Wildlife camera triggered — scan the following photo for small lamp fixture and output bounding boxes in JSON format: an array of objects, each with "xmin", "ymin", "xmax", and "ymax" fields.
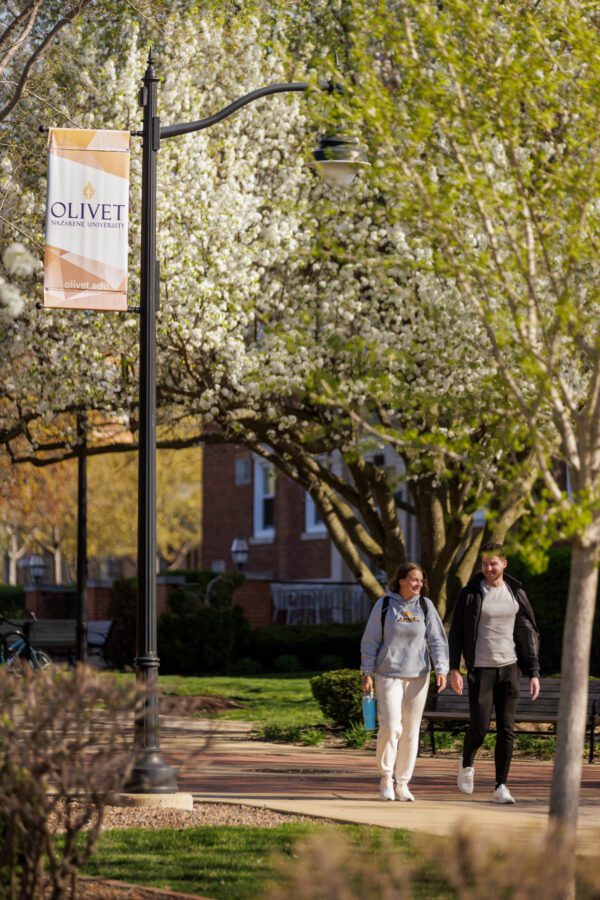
[
  {"xmin": 29, "ymin": 554, "xmax": 45, "ymax": 584},
  {"xmin": 230, "ymin": 537, "xmax": 249, "ymax": 571},
  {"xmin": 313, "ymin": 133, "xmax": 370, "ymax": 186}
]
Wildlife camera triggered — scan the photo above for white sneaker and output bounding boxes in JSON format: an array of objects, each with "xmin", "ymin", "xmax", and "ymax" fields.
[
  {"xmin": 492, "ymin": 784, "xmax": 515, "ymax": 804},
  {"xmin": 457, "ymin": 759, "xmax": 475, "ymax": 794},
  {"xmin": 379, "ymin": 777, "xmax": 395, "ymax": 801},
  {"xmin": 395, "ymin": 782, "xmax": 415, "ymax": 802}
]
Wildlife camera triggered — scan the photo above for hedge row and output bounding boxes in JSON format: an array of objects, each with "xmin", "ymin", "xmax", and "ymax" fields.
[{"xmin": 508, "ymin": 547, "xmax": 600, "ymax": 676}]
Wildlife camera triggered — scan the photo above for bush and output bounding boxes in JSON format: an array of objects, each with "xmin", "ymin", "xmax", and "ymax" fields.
[
  {"xmin": 246, "ymin": 624, "xmax": 364, "ymax": 672},
  {"xmin": 0, "ymin": 666, "xmax": 135, "ymax": 898},
  {"xmin": 508, "ymin": 546, "xmax": 600, "ymax": 675},
  {"xmin": 104, "ymin": 577, "xmax": 136, "ymax": 670},
  {"xmin": 319, "ymin": 654, "xmax": 344, "ymax": 671},
  {"xmin": 310, "ymin": 669, "xmax": 363, "ymax": 728},
  {"xmin": 157, "ymin": 587, "xmax": 250, "ymax": 675},
  {"xmin": 230, "ymin": 657, "xmax": 263, "ymax": 676},
  {"xmin": 0, "ymin": 585, "xmax": 25, "ymax": 618},
  {"xmin": 343, "ymin": 722, "xmax": 372, "ymax": 749},
  {"xmin": 272, "ymin": 653, "xmax": 302, "ymax": 673}
]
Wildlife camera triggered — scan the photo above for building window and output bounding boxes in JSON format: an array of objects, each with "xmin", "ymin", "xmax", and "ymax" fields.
[
  {"xmin": 253, "ymin": 459, "xmax": 275, "ymax": 539},
  {"xmin": 305, "ymin": 493, "xmax": 327, "ymax": 535},
  {"xmin": 235, "ymin": 457, "xmax": 251, "ymax": 485}
]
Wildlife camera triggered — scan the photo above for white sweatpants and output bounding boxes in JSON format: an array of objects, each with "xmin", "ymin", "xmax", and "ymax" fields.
[{"xmin": 375, "ymin": 673, "xmax": 429, "ymax": 785}]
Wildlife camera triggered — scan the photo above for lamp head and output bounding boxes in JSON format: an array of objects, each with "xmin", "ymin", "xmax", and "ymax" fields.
[
  {"xmin": 312, "ymin": 133, "xmax": 369, "ymax": 186},
  {"xmin": 230, "ymin": 537, "xmax": 249, "ymax": 571}
]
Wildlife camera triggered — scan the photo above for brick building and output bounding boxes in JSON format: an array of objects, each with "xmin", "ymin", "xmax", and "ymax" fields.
[{"xmin": 201, "ymin": 444, "xmax": 419, "ymax": 628}]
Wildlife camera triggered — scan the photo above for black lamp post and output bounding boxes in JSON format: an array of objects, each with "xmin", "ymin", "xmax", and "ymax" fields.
[{"xmin": 126, "ymin": 53, "xmax": 367, "ymax": 793}]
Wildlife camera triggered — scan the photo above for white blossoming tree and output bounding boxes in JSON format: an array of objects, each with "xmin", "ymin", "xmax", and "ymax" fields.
[
  {"xmin": 0, "ymin": 2, "xmax": 544, "ymax": 615},
  {"xmin": 328, "ymin": 0, "xmax": 600, "ymax": 859}
]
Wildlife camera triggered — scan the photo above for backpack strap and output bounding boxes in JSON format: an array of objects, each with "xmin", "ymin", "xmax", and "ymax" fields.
[
  {"xmin": 419, "ymin": 596, "xmax": 428, "ymax": 624},
  {"xmin": 380, "ymin": 595, "xmax": 390, "ymax": 636}
]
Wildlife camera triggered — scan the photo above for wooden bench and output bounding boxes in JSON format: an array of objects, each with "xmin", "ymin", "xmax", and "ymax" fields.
[
  {"xmin": 423, "ymin": 677, "xmax": 600, "ymax": 763},
  {"xmin": 0, "ymin": 618, "xmax": 113, "ymax": 664}
]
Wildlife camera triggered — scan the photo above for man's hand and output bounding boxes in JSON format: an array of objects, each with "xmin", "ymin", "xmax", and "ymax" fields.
[
  {"xmin": 436, "ymin": 673, "xmax": 447, "ymax": 693},
  {"xmin": 530, "ymin": 676, "xmax": 540, "ymax": 701},
  {"xmin": 362, "ymin": 674, "xmax": 373, "ymax": 694},
  {"xmin": 450, "ymin": 669, "xmax": 463, "ymax": 695}
]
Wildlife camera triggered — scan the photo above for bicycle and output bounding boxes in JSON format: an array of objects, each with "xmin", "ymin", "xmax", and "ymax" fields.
[{"xmin": 0, "ymin": 612, "xmax": 52, "ymax": 675}]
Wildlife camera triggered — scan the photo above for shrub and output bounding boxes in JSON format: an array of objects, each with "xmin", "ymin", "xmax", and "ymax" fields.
[
  {"xmin": 319, "ymin": 654, "xmax": 344, "ymax": 671},
  {"xmin": 246, "ymin": 623, "xmax": 364, "ymax": 672},
  {"xmin": 105, "ymin": 577, "xmax": 136, "ymax": 670},
  {"xmin": 343, "ymin": 722, "xmax": 371, "ymax": 749},
  {"xmin": 508, "ymin": 546, "xmax": 600, "ymax": 675},
  {"xmin": 310, "ymin": 669, "xmax": 362, "ymax": 728},
  {"xmin": 230, "ymin": 657, "xmax": 263, "ymax": 676},
  {"xmin": 0, "ymin": 666, "xmax": 135, "ymax": 899},
  {"xmin": 157, "ymin": 587, "xmax": 250, "ymax": 675},
  {"xmin": 0, "ymin": 585, "xmax": 25, "ymax": 618},
  {"xmin": 272, "ymin": 653, "xmax": 302, "ymax": 673}
]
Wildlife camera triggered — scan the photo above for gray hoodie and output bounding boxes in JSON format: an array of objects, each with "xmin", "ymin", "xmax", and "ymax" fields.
[{"xmin": 360, "ymin": 592, "xmax": 449, "ymax": 678}]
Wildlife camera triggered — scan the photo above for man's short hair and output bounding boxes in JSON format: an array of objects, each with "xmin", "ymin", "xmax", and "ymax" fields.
[{"xmin": 481, "ymin": 541, "xmax": 506, "ymax": 559}]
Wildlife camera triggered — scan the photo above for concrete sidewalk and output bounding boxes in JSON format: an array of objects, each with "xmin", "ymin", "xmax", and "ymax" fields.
[{"xmin": 159, "ymin": 717, "xmax": 600, "ymax": 856}]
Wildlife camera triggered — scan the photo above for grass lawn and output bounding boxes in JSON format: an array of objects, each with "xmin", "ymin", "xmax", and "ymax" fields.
[
  {"xmin": 79, "ymin": 823, "xmax": 451, "ymax": 900},
  {"xmin": 158, "ymin": 673, "xmax": 326, "ymax": 729}
]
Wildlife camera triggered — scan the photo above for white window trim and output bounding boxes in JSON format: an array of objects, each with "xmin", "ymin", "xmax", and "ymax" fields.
[
  {"xmin": 253, "ymin": 457, "xmax": 275, "ymax": 540},
  {"xmin": 304, "ymin": 492, "xmax": 327, "ymax": 536}
]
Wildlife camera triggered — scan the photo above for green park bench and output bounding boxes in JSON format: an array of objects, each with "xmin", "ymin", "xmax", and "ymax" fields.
[
  {"xmin": 0, "ymin": 618, "xmax": 113, "ymax": 665},
  {"xmin": 423, "ymin": 676, "xmax": 600, "ymax": 763}
]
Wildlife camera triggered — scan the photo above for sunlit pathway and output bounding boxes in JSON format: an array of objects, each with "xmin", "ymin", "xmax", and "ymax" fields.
[{"xmin": 157, "ymin": 717, "xmax": 600, "ymax": 856}]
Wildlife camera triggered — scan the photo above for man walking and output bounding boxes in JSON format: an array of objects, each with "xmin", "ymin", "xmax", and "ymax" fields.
[{"xmin": 449, "ymin": 542, "xmax": 540, "ymax": 804}]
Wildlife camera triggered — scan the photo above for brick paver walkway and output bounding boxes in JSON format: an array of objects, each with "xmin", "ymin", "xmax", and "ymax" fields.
[{"xmin": 158, "ymin": 717, "xmax": 600, "ymax": 855}]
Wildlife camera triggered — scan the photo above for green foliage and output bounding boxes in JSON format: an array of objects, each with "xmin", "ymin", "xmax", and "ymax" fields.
[
  {"xmin": 105, "ymin": 577, "xmax": 136, "ymax": 670},
  {"xmin": 310, "ymin": 669, "xmax": 363, "ymax": 729},
  {"xmin": 0, "ymin": 585, "xmax": 24, "ymax": 617},
  {"xmin": 300, "ymin": 729, "xmax": 324, "ymax": 747},
  {"xmin": 230, "ymin": 657, "xmax": 263, "ymax": 676},
  {"xmin": 256, "ymin": 723, "xmax": 324, "ymax": 746},
  {"xmin": 256, "ymin": 723, "xmax": 303, "ymax": 742},
  {"xmin": 507, "ymin": 546, "xmax": 600, "ymax": 675},
  {"xmin": 158, "ymin": 588, "xmax": 250, "ymax": 675},
  {"xmin": 167, "ymin": 570, "xmax": 245, "ymax": 607},
  {"xmin": 246, "ymin": 624, "xmax": 363, "ymax": 673},
  {"xmin": 319, "ymin": 654, "xmax": 344, "ymax": 671},
  {"xmin": 272, "ymin": 654, "xmax": 302, "ymax": 673},
  {"xmin": 342, "ymin": 722, "xmax": 371, "ymax": 749}
]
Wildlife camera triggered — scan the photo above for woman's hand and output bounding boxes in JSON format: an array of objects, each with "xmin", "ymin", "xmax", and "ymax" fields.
[
  {"xmin": 362, "ymin": 674, "xmax": 373, "ymax": 693},
  {"xmin": 436, "ymin": 673, "xmax": 447, "ymax": 693}
]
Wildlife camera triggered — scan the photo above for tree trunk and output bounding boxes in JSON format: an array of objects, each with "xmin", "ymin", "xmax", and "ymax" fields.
[{"xmin": 549, "ymin": 537, "xmax": 599, "ymax": 856}]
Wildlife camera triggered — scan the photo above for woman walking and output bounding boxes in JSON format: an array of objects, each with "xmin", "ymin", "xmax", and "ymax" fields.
[{"xmin": 361, "ymin": 562, "xmax": 449, "ymax": 801}]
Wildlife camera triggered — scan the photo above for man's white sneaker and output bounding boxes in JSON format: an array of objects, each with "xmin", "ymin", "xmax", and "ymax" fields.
[
  {"xmin": 379, "ymin": 777, "xmax": 395, "ymax": 801},
  {"xmin": 395, "ymin": 783, "xmax": 415, "ymax": 802},
  {"xmin": 457, "ymin": 759, "xmax": 475, "ymax": 794},
  {"xmin": 492, "ymin": 784, "xmax": 515, "ymax": 804}
]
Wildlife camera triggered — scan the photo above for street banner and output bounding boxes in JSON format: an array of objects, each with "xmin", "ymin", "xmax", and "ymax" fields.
[{"xmin": 44, "ymin": 128, "xmax": 130, "ymax": 311}]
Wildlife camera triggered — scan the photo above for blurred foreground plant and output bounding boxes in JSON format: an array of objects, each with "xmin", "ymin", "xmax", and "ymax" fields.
[
  {"xmin": 0, "ymin": 665, "xmax": 135, "ymax": 899},
  {"xmin": 265, "ymin": 824, "xmax": 600, "ymax": 900}
]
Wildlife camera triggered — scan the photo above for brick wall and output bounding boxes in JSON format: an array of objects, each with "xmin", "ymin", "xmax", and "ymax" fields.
[
  {"xmin": 232, "ymin": 579, "xmax": 272, "ymax": 629},
  {"xmin": 202, "ymin": 444, "xmax": 331, "ymax": 581}
]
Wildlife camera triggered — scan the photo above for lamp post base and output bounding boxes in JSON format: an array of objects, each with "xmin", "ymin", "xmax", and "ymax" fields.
[
  {"xmin": 124, "ymin": 750, "xmax": 179, "ymax": 794},
  {"xmin": 111, "ymin": 790, "xmax": 193, "ymax": 810}
]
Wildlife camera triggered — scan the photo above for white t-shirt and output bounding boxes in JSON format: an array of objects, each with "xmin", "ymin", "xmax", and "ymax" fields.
[{"xmin": 474, "ymin": 582, "xmax": 519, "ymax": 667}]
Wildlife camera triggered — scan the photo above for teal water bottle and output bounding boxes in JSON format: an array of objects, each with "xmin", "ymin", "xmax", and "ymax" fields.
[{"xmin": 362, "ymin": 691, "xmax": 377, "ymax": 731}]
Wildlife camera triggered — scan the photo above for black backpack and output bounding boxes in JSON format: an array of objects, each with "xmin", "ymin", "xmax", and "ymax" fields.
[{"xmin": 380, "ymin": 594, "xmax": 428, "ymax": 635}]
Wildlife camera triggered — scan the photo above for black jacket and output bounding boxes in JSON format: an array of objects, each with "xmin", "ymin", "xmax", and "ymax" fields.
[{"xmin": 448, "ymin": 573, "xmax": 540, "ymax": 678}]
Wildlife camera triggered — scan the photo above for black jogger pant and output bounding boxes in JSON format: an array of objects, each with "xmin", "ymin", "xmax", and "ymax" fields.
[{"xmin": 462, "ymin": 663, "xmax": 520, "ymax": 786}]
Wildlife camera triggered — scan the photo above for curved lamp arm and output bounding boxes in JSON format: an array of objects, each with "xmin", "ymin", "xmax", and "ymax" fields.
[{"xmin": 159, "ymin": 79, "xmax": 334, "ymax": 140}]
